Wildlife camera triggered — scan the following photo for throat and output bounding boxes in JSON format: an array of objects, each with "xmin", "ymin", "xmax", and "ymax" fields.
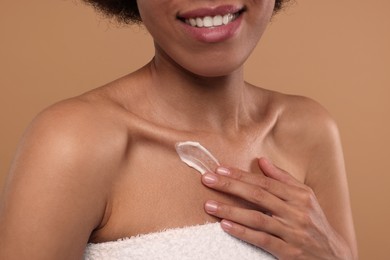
[{"xmin": 140, "ymin": 58, "xmax": 254, "ymax": 133}]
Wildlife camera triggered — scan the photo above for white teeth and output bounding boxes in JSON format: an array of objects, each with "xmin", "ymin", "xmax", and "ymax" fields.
[
  {"xmin": 189, "ymin": 18, "xmax": 197, "ymax": 26},
  {"xmin": 196, "ymin": 17, "xmax": 203, "ymax": 27},
  {"xmin": 213, "ymin": 15, "xmax": 223, "ymax": 26},
  {"xmin": 222, "ymin": 14, "xmax": 229, "ymax": 25},
  {"xmin": 203, "ymin": 16, "xmax": 213, "ymax": 27},
  {"xmin": 185, "ymin": 13, "xmax": 237, "ymax": 28},
  {"xmin": 223, "ymin": 14, "xmax": 233, "ymax": 25}
]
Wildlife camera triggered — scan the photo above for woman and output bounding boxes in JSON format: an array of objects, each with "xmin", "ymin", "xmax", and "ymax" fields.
[{"xmin": 0, "ymin": 0, "xmax": 358, "ymax": 259}]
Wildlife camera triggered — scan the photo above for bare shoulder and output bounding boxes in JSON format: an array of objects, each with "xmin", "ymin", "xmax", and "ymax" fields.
[
  {"xmin": 18, "ymin": 91, "xmax": 130, "ymax": 180},
  {"xmin": 0, "ymin": 90, "xmax": 129, "ymax": 259},
  {"xmin": 254, "ymin": 88, "xmax": 343, "ymax": 181},
  {"xmin": 267, "ymin": 91, "xmax": 340, "ymax": 151},
  {"xmin": 248, "ymin": 85, "xmax": 338, "ymax": 140},
  {"xmin": 281, "ymin": 93, "xmax": 343, "ymax": 168},
  {"xmin": 274, "ymin": 92, "xmax": 338, "ymax": 139}
]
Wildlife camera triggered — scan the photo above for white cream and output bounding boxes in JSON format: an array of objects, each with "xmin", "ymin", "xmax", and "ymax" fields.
[
  {"xmin": 175, "ymin": 141, "xmax": 220, "ymax": 175},
  {"xmin": 186, "ymin": 13, "xmax": 236, "ymax": 28}
]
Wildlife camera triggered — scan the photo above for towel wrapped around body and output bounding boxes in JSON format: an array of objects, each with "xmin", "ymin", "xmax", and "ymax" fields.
[{"xmin": 84, "ymin": 222, "xmax": 275, "ymax": 259}]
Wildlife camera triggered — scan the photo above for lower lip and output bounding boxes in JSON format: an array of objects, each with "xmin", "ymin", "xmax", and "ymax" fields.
[{"xmin": 179, "ymin": 14, "xmax": 243, "ymax": 43}]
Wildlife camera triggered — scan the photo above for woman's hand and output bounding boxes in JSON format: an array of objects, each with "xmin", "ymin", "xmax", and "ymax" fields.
[{"xmin": 201, "ymin": 158, "xmax": 353, "ymax": 260}]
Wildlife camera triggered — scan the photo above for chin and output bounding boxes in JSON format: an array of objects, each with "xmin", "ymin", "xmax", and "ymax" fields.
[
  {"xmin": 179, "ymin": 57, "xmax": 245, "ymax": 78},
  {"xmin": 188, "ymin": 66, "xmax": 240, "ymax": 78}
]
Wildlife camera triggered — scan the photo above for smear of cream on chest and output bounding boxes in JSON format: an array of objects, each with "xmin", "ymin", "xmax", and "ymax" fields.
[{"xmin": 175, "ymin": 141, "xmax": 220, "ymax": 175}]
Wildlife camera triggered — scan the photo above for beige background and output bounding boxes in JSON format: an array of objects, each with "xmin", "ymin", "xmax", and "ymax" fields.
[{"xmin": 1, "ymin": 0, "xmax": 389, "ymax": 258}]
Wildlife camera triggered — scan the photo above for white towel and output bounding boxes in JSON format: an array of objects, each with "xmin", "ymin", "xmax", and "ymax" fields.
[{"xmin": 84, "ymin": 222, "xmax": 275, "ymax": 260}]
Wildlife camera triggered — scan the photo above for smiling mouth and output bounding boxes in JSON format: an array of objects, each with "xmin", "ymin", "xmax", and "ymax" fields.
[{"xmin": 177, "ymin": 8, "xmax": 245, "ymax": 28}]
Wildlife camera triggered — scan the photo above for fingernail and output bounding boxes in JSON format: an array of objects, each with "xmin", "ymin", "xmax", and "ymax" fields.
[
  {"xmin": 205, "ymin": 200, "xmax": 218, "ymax": 213},
  {"xmin": 203, "ymin": 173, "xmax": 218, "ymax": 184},
  {"xmin": 221, "ymin": 220, "xmax": 233, "ymax": 231},
  {"xmin": 216, "ymin": 167, "xmax": 230, "ymax": 176}
]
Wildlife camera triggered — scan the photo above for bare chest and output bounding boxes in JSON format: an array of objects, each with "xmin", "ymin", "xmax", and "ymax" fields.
[{"xmin": 91, "ymin": 134, "xmax": 304, "ymax": 242}]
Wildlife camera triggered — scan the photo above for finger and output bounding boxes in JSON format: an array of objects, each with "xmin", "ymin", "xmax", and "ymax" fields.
[
  {"xmin": 215, "ymin": 166, "xmax": 293, "ymax": 201},
  {"xmin": 204, "ymin": 200, "xmax": 286, "ymax": 239},
  {"xmin": 220, "ymin": 219, "xmax": 288, "ymax": 259},
  {"xmin": 258, "ymin": 158, "xmax": 300, "ymax": 187},
  {"xmin": 258, "ymin": 158, "xmax": 320, "ymax": 205},
  {"xmin": 202, "ymin": 173, "xmax": 290, "ymax": 216}
]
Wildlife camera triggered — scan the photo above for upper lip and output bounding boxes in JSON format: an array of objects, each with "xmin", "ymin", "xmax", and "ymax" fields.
[{"xmin": 177, "ymin": 5, "xmax": 245, "ymax": 19}]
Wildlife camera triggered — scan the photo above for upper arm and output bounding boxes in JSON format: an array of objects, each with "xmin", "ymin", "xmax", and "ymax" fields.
[
  {"xmin": 272, "ymin": 94, "xmax": 357, "ymax": 258},
  {"xmin": 300, "ymin": 100, "xmax": 358, "ymax": 258},
  {"xmin": 0, "ymin": 100, "xmax": 123, "ymax": 259}
]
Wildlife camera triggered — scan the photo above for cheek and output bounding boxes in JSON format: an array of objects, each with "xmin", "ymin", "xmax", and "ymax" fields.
[
  {"xmin": 137, "ymin": 0, "xmax": 182, "ymax": 18},
  {"xmin": 137, "ymin": 0, "xmax": 172, "ymax": 26},
  {"xmin": 244, "ymin": 1, "xmax": 275, "ymax": 43},
  {"xmin": 249, "ymin": 0, "xmax": 275, "ymax": 25},
  {"xmin": 137, "ymin": 0, "xmax": 178, "ymax": 44}
]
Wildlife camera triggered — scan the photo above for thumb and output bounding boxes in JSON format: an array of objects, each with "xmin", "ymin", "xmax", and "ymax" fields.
[{"xmin": 258, "ymin": 157, "xmax": 296, "ymax": 185}]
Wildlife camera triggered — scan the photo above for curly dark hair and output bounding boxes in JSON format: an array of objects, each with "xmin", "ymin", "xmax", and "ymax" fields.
[{"xmin": 83, "ymin": 0, "xmax": 291, "ymax": 24}]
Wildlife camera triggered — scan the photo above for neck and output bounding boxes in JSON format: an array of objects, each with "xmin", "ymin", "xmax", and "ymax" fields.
[{"xmin": 142, "ymin": 50, "xmax": 254, "ymax": 134}]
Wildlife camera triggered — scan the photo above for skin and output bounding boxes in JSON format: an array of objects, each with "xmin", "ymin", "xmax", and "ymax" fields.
[{"xmin": 0, "ymin": 0, "xmax": 357, "ymax": 259}]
